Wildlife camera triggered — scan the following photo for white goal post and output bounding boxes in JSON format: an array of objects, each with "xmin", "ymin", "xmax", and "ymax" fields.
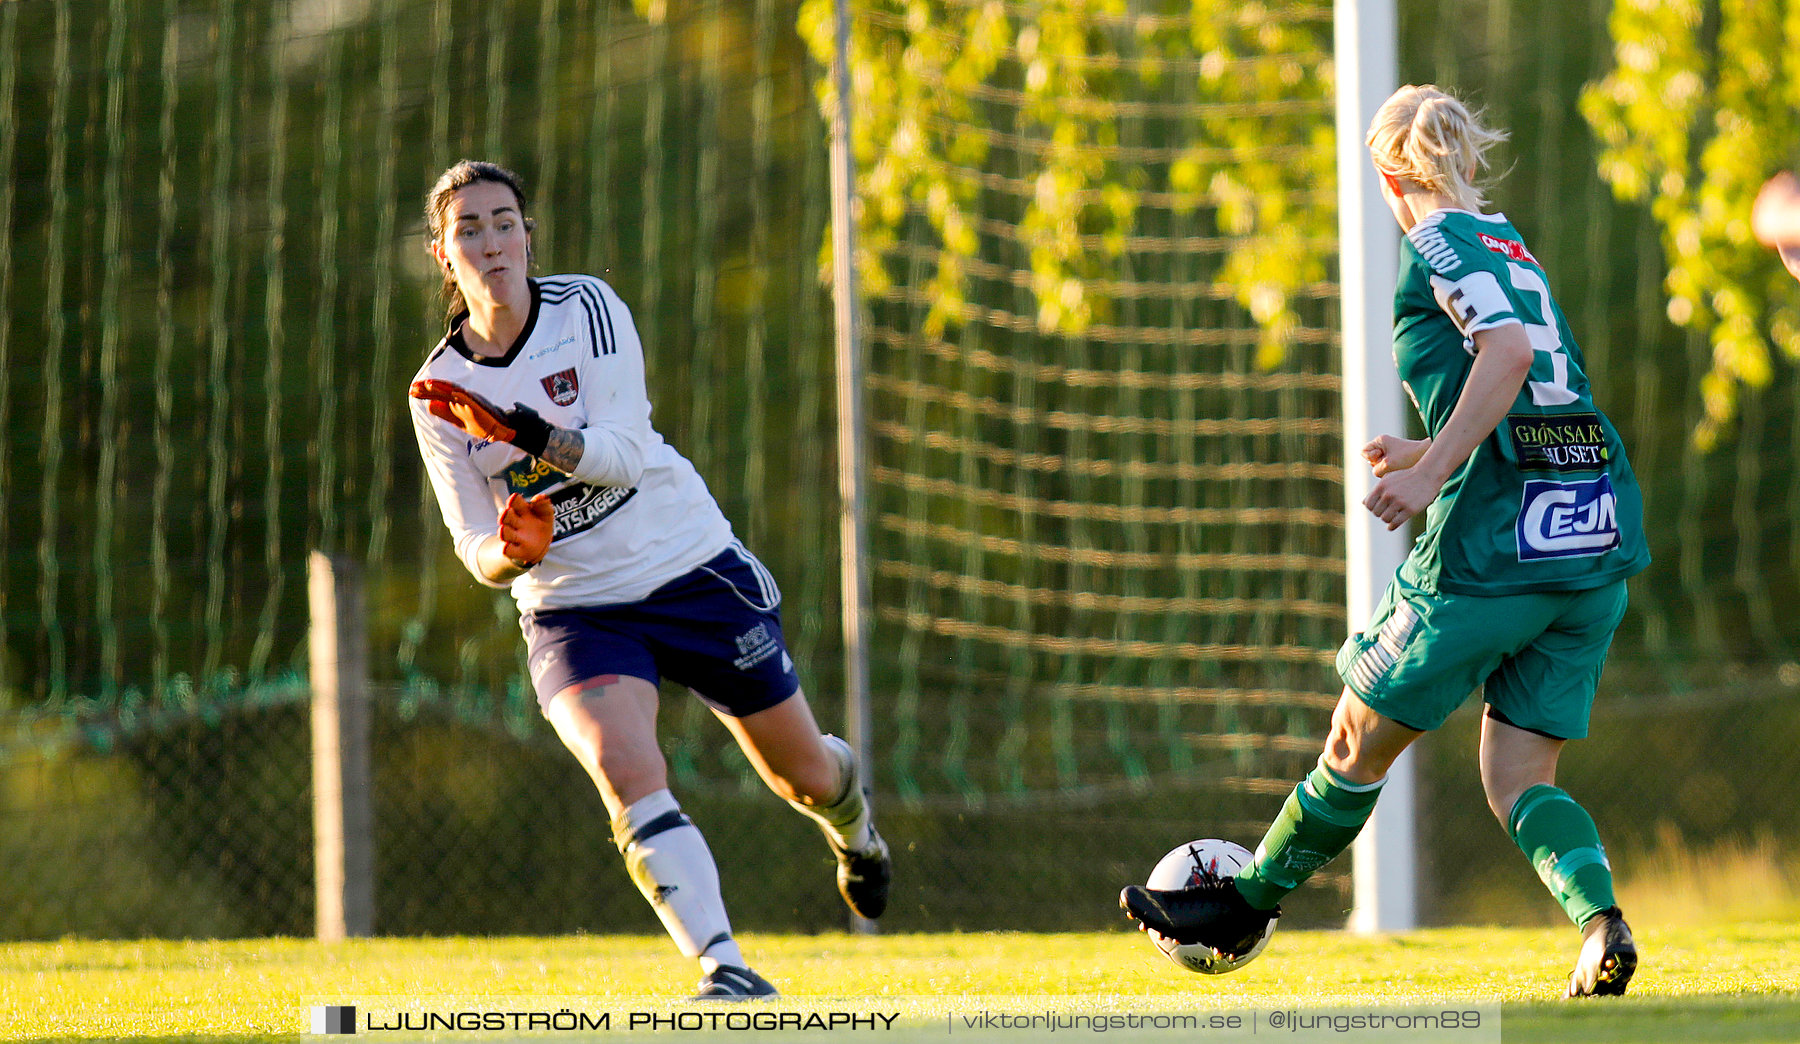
[{"xmin": 1335, "ymin": 0, "xmax": 1418, "ymax": 933}]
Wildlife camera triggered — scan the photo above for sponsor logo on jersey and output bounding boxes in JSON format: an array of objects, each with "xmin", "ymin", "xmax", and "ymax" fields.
[
  {"xmin": 527, "ymin": 335, "xmax": 578, "ymax": 361},
  {"xmin": 499, "ymin": 457, "xmax": 636, "ymax": 537},
  {"xmin": 1517, "ymin": 475, "xmax": 1621, "ymax": 561},
  {"xmin": 501, "ymin": 455, "xmax": 566, "ymax": 497},
  {"xmin": 1508, "ymin": 412, "xmax": 1609, "ymax": 473},
  {"xmin": 1479, "ymin": 232, "xmax": 1538, "ymax": 266},
  {"xmin": 548, "ymin": 482, "xmax": 636, "ymax": 540},
  {"xmin": 540, "ymin": 367, "xmax": 579, "ymax": 407}
]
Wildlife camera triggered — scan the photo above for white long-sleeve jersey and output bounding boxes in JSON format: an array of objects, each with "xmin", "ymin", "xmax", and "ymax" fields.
[{"xmin": 409, "ymin": 275, "xmax": 733, "ymax": 611}]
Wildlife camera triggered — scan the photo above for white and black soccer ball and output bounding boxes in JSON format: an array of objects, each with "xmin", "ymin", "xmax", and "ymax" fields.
[{"xmin": 1142, "ymin": 839, "xmax": 1274, "ymax": 975}]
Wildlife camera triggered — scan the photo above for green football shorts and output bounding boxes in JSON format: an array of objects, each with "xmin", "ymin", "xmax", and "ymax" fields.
[{"xmin": 1334, "ymin": 574, "xmax": 1629, "ymax": 739}]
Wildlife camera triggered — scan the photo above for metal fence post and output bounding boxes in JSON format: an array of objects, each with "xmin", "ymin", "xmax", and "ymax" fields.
[
  {"xmin": 309, "ymin": 551, "xmax": 373, "ymax": 939},
  {"xmin": 828, "ymin": 0, "xmax": 876, "ymax": 935}
]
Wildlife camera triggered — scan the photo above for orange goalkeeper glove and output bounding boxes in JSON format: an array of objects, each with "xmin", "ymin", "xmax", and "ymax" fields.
[
  {"xmin": 498, "ymin": 493, "xmax": 555, "ymax": 568},
  {"xmin": 410, "ymin": 378, "xmax": 554, "ymax": 458}
]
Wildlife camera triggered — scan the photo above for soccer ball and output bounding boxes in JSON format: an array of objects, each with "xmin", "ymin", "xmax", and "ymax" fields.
[{"xmin": 1142, "ymin": 839, "xmax": 1274, "ymax": 975}]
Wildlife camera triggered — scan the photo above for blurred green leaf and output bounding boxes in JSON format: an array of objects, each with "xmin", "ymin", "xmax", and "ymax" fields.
[
  {"xmin": 1583, "ymin": 0, "xmax": 1800, "ymax": 449},
  {"xmin": 798, "ymin": 0, "xmax": 1333, "ymax": 359}
]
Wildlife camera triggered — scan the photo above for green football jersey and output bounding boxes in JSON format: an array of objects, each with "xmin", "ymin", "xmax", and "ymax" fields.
[{"xmin": 1390, "ymin": 209, "xmax": 1650, "ymax": 596}]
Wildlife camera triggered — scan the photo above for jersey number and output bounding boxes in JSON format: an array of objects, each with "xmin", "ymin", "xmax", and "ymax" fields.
[{"xmin": 1507, "ymin": 262, "xmax": 1578, "ymax": 406}]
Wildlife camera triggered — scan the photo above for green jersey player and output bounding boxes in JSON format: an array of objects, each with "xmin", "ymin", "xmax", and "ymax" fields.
[
  {"xmin": 1124, "ymin": 85, "xmax": 1647, "ymax": 999},
  {"xmin": 1385, "ymin": 205, "xmax": 1649, "ymax": 599}
]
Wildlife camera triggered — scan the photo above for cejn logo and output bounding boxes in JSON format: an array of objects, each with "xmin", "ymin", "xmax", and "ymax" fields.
[{"xmin": 1517, "ymin": 475, "xmax": 1620, "ymax": 561}]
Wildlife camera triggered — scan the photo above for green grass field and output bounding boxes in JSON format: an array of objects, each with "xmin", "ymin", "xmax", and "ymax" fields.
[{"xmin": 3, "ymin": 924, "xmax": 1796, "ymax": 1043}]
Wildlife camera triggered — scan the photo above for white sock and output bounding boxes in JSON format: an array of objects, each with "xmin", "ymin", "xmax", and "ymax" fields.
[
  {"xmin": 612, "ymin": 790, "xmax": 745, "ymax": 970},
  {"xmin": 785, "ymin": 735, "xmax": 874, "ymax": 853}
]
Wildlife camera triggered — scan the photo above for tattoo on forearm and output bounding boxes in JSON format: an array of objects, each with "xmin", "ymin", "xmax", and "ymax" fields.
[{"xmin": 540, "ymin": 427, "xmax": 585, "ymax": 475}]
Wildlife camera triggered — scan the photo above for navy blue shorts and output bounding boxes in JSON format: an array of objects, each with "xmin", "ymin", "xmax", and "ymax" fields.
[{"xmin": 519, "ymin": 541, "xmax": 801, "ymax": 717}]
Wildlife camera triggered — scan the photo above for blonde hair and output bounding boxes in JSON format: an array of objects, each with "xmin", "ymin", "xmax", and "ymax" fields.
[{"xmin": 1365, "ymin": 85, "xmax": 1508, "ymax": 210}]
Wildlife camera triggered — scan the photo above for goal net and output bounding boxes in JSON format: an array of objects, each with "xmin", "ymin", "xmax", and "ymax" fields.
[{"xmin": 810, "ymin": 1, "xmax": 1348, "ymax": 827}]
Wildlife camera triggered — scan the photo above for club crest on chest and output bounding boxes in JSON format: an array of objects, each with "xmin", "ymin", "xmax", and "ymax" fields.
[{"xmin": 540, "ymin": 368, "xmax": 579, "ymax": 407}]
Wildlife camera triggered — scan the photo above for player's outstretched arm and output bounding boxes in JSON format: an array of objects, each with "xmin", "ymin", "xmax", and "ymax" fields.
[
  {"xmin": 410, "ymin": 379, "xmax": 611, "ymax": 479},
  {"xmin": 410, "ymin": 378, "xmax": 557, "ymax": 458}
]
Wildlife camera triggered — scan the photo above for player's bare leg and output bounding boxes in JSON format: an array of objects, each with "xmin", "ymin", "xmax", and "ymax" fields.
[
  {"xmin": 545, "ymin": 675, "xmax": 666, "ymax": 816},
  {"xmin": 712, "ymin": 689, "xmax": 837, "ymax": 807},
  {"xmin": 715, "ymin": 690, "xmax": 891, "ymax": 919},
  {"xmin": 1478, "ymin": 712, "xmax": 1563, "ymax": 827},
  {"xmin": 1481, "ymin": 714, "xmax": 1635, "ymax": 997},
  {"xmin": 1321, "ymin": 688, "xmax": 1424, "ymax": 783},
  {"xmin": 547, "ymin": 678, "xmax": 772, "ymax": 1000}
]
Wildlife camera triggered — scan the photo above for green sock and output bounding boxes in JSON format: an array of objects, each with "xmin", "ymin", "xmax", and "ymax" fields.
[
  {"xmin": 1234, "ymin": 758, "xmax": 1384, "ymax": 910},
  {"xmin": 1507, "ymin": 784, "xmax": 1616, "ymax": 928}
]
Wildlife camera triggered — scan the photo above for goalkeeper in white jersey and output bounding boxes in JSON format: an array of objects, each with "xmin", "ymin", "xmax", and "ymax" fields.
[{"xmin": 407, "ymin": 160, "xmax": 890, "ymax": 1001}]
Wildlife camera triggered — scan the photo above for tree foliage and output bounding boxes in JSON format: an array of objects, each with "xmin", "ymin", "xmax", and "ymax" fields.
[
  {"xmin": 1581, "ymin": 0, "xmax": 1800, "ymax": 449},
  {"xmin": 797, "ymin": 0, "xmax": 1335, "ymax": 365}
]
